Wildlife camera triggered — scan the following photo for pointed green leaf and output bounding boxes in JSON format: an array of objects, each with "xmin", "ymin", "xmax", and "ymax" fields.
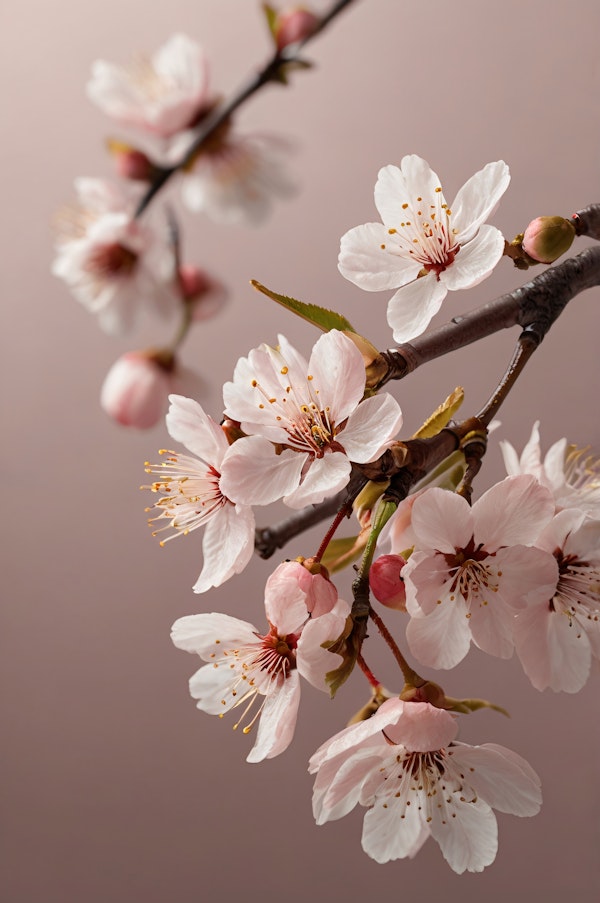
[
  {"xmin": 251, "ymin": 280, "xmax": 356, "ymax": 333},
  {"xmin": 413, "ymin": 387, "xmax": 465, "ymax": 439}
]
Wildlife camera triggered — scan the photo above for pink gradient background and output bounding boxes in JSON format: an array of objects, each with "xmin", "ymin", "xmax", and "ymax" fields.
[{"xmin": 2, "ymin": 1, "xmax": 599, "ymax": 900}]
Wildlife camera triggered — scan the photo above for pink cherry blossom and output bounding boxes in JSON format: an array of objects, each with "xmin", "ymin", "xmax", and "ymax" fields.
[
  {"xmin": 402, "ymin": 476, "xmax": 559, "ymax": 669},
  {"xmin": 219, "ymin": 330, "xmax": 403, "ymax": 508},
  {"xmin": 101, "ymin": 351, "xmax": 173, "ymax": 429},
  {"xmin": 87, "ymin": 34, "xmax": 210, "ymax": 137},
  {"xmin": 309, "ymin": 698, "xmax": 541, "ymax": 873},
  {"xmin": 171, "ymin": 566, "xmax": 349, "ymax": 762},
  {"xmin": 338, "ymin": 155, "xmax": 510, "ymax": 343},
  {"xmin": 144, "ymin": 394, "xmax": 255, "ymax": 593},
  {"xmin": 369, "ymin": 554, "xmax": 407, "ymax": 610},
  {"xmin": 53, "ymin": 178, "xmax": 175, "ymax": 334},
  {"xmin": 501, "ymin": 421, "xmax": 600, "ymax": 518},
  {"xmin": 514, "ymin": 508, "xmax": 600, "ymax": 693}
]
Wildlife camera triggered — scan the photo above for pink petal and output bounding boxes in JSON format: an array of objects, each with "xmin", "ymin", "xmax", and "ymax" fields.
[
  {"xmin": 467, "ymin": 588, "xmax": 515, "ymax": 659},
  {"xmin": 246, "ymin": 672, "xmax": 301, "ymax": 762},
  {"xmin": 382, "ymin": 701, "xmax": 457, "ymax": 751},
  {"xmin": 440, "ymin": 226, "xmax": 505, "ymax": 291},
  {"xmin": 451, "ymin": 160, "xmax": 510, "ymax": 243},
  {"xmin": 338, "ymin": 222, "xmax": 421, "ymax": 290},
  {"xmin": 219, "ymin": 436, "xmax": 305, "ymax": 506},
  {"xmin": 296, "ymin": 599, "xmax": 351, "ymax": 691},
  {"xmin": 411, "ymin": 488, "xmax": 473, "ymax": 553},
  {"xmin": 386, "ymin": 276, "xmax": 447, "ymax": 344},
  {"xmin": 283, "ymin": 452, "xmax": 351, "ymax": 508},
  {"xmin": 264, "ymin": 562, "xmax": 313, "ymax": 635},
  {"xmin": 192, "ymin": 504, "xmax": 255, "ymax": 593},
  {"xmin": 406, "ymin": 600, "xmax": 472, "ymax": 670},
  {"xmin": 341, "ymin": 392, "xmax": 403, "ymax": 462},
  {"xmin": 473, "ymin": 475, "xmax": 555, "ymax": 551}
]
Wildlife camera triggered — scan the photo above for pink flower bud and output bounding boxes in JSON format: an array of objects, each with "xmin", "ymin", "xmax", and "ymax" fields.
[
  {"xmin": 177, "ymin": 264, "xmax": 227, "ymax": 321},
  {"xmin": 369, "ymin": 554, "xmax": 407, "ymax": 610},
  {"xmin": 107, "ymin": 140, "xmax": 155, "ymax": 181},
  {"xmin": 522, "ymin": 215, "xmax": 576, "ymax": 264},
  {"xmin": 274, "ymin": 8, "xmax": 319, "ymax": 50},
  {"xmin": 100, "ymin": 350, "xmax": 174, "ymax": 429}
]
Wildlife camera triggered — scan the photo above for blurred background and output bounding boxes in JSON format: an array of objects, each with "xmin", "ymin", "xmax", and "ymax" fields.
[{"xmin": 2, "ymin": 1, "xmax": 599, "ymax": 900}]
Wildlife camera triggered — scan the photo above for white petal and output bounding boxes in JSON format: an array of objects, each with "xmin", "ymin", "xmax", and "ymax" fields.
[
  {"xmin": 171, "ymin": 611, "xmax": 257, "ymax": 656},
  {"xmin": 313, "ymin": 746, "xmax": 383, "ymax": 824},
  {"xmin": 219, "ymin": 436, "xmax": 305, "ymax": 506},
  {"xmin": 296, "ymin": 599, "xmax": 351, "ymax": 691},
  {"xmin": 362, "ymin": 797, "xmax": 430, "ymax": 863},
  {"xmin": 386, "ymin": 276, "xmax": 447, "ymax": 344},
  {"xmin": 430, "ymin": 797, "xmax": 498, "ymax": 874},
  {"xmin": 192, "ymin": 504, "xmax": 255, "ymax": 593},
  {"xmin": 166, "ymin": 394, "xmax": 227, "ymax": 465},
  {"xmin": 283, "ymin": 452, "xmax": 351, "ymax": 508},
  {"xmin": 308, "ymin": 330, "xmax": 366, "ymax": 424},
  {"xmin": 451, "ymin": 160, "xmax": 510, "ymax": 243},
  {"xmin": 338, "ymin": 223, "xmax": 421, "ymax": 290},
  {"xmin": 246, "ymin": 672, "xmax": 301, "ymax": 762},
  {"xmin": 440, "ymin": 226, "xmax": 505, "ymax": 291},
  {"xmin": 188, "ymin": 662, "xmax": 242, "ymax": 715},
  {"xmin": 467, "ymin": 588, "xmax": 515, "ymax": 659},
  {"xmin": 449, "ymin": 744, "xmax": 542, "ymax": 816},
  {"xmin": 341, "ymin": 393, "xmax": 403, "ymax": 462}
]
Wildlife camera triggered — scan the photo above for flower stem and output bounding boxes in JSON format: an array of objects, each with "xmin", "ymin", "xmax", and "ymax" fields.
[
  {"xmin": 314, "ymin": 502, "xmax": 352, "ymax": 562},
  {"xmin": 368, "ymin": 607, "xmax": 425, "ymax": 689},
  {"xmin": 356, "ymin": 652, "xmax": 382, "ymax": 689}
]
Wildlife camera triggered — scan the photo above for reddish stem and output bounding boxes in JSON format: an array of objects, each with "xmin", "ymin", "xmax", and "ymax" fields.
[
  {"xmin": 356, "ymin": 652, "xmax": 382, "ymax": 689},
  {"xmin": 314, "ymin": 502, "xmax": 351, "ymax": 561}
]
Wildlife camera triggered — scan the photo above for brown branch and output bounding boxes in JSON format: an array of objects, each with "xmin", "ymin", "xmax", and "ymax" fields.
[
  {"xmin": 135, "ymin": 0, "xmax": 358, "ymax": 217},
  {"xmin": 374, "ymin": 239, "xmax": 600, "ymax": 389}
]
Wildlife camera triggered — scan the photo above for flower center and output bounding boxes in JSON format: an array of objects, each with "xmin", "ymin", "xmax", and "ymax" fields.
[{"xmin": 86, "ymin": 241, "xmax": 138, "ymax": 277}]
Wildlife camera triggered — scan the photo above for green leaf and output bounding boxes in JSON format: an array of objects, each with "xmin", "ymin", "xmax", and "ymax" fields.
[
  {"xmin": 251, "ymin": 280, "xmax": 356, "ymax": 334},
  {"xmin": 320, "ymin": 535, "xmax": 364, "ymax": 573},
  {"xmin": 262, "ymin": 3, "xmax": 278, "ymax": 36},
  {"xmin": 413, "ymin": 386, "xmax": 465, "ymax": 439}
]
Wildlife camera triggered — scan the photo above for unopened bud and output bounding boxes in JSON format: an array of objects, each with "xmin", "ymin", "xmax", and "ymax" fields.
[
  {"xmin": 522, "ymin": 215, "xmax": 576, "ymax": 264},
  {"xmin": 273, "ymin": 7, "xmax": 319, "ymax": 50},
  {"xmin": 100, "ymin": 349, "xmax": 174, "ymax": 429},
  {"xmin": 177, "ymin": 264, "xmax": 227, "ymax": 320},
  {"xmin": 107, "ymin": 139, "xmax": 155, "ymax": 181},
  {"xmin": 369, "ymin": 554, "xmax": 407, "ymax": 610}
]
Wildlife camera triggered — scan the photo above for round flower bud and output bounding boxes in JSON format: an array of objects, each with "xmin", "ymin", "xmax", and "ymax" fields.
[
  {"xmin": 100, "ymin": 350, "xmax": 174, "ymax": 429},
  {"xmin": 522, "ymin": 215, "xmax": 576, "ymax": 264},
  {"xmin": 177, "ymin": 264, "xmax": 227, "ymax": 321},
  {"xmin": 275, "ymin": 8, "xmax": 319, "ymax": 50},
  {"xmin": 369, "ymin": 554, "xmax": 407, "ymax": 610},
  {"xmin": 107, "ymin": 140, "xmax": 155, "ymax": 181}
]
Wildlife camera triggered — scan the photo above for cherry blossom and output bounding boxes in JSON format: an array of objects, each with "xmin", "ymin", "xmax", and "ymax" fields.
[
  {"xmin": 309, "ymin": 698, "xmax": 541, "ymax": 873},
  {"xmin": 87, "ymin": 34, "xmax": 210, "ymax": 137},
  {"xmin": 338, "ymin": 155, "xmax": 510, "ymax": 342},
  {"xmin": 402, "ymin": 476, "xmax": 559, "ymax": 669},
  {"xmin": 220, "ymin": 330, "xmax": 403, "ymax": 508},
  {"xmin": 143, "ymin": 394, "xmax": 255, "ymax": 593},
  {"xmin": 501, "ymin": 421, "xmax": 600, "ymax": 518},
  {"xmin": 514, "ymin": 508, "xmax": 600, "ymax": 693},
  {"xmin": 174, "ymin": 130, "xmax": 297, "ymax": 226},
  {"xmin": 101, "ymin": 351, "xmax": 173, "ymax": 429},
  {"xmin": 52, "ymin": 178, "xmax": 174, "ymax": 334},
  {"xmin": 171, "ymin": 564, "xmax": 350, "ymax": 762}
]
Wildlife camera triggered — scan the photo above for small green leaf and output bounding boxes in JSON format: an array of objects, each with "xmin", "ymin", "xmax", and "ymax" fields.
[
  {"xmin": 413, "ymin": 386, "xmax": 464, "ymax": 439},
  {"xmin": 251, "ymin": 280, "xmax": 356, "ymax": 334},
  {"xmin": 262, "ymin": 3, "xmax": 278, "ymax": 36}
]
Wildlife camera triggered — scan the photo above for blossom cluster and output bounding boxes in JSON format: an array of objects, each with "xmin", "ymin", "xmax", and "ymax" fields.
[
  {"xmin": 53, "ymin": 32, "xmax": 295, "ymax": 428},
  {"xmin": 143, "ymin": 308, "xmax": 600, "ymax": 872}
]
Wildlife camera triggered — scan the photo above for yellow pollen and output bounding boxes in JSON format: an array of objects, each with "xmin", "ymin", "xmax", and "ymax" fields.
[
  {"xmin": 402, "ymin": 203, "xmax": 408, "ymax": 209},
  {"xmin": 435, "ymin": 186, "xmax": 442, "ymax": 192},
  {"xmin": 388, "ymin": 228, "xmax": 397, "ymax": 234},
  {"xmin": 280, "ymin": 366, "xmax": 288, "ymax": 375},
  {"xmin": 251, "ymin": 379, "xmax": 257, "ymax": 387},
  {"xmin": 380, "ymin": 243, "xmax": 386, "ymax": 249}
]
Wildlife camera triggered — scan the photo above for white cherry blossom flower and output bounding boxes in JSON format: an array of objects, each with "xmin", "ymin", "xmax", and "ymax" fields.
[
  {"xmin": 309, "ymin": 698, "xmax": 541, "ymax": 873},
  {"xmin": 173, "ymin": 130, "xmax": 296, "ymax": 226},
  {"xmin": 402, "ymin": 476, "xmax": 559, "ymax": 669},
  {"xmin": 171, "ymin": 565, "xmax": 350, "ymax": 762},
  {"xmin": 87, "ymin": 34, "xmax": 210, "ymax": 137},
  {"xmin": 338, "ymin": 155, "xmax": 510, "ymax": 343},
  {"xmin": 501, "ymin": 421, "xmax": 600, "ymax": 518},
  {"xmin": 220, "ymin": 330, "xmax": 403, "ymax": 508},
  {"xmin": 144, "ymin": 394, "xmax": 255, "ymax": 593},
  {"xmin": 514, "ymin": 508, "xmax": 600, "ymax": 693},
  {"xmin": 53, "ymin": 178, "xmax": 174, "ymax": 334}
]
